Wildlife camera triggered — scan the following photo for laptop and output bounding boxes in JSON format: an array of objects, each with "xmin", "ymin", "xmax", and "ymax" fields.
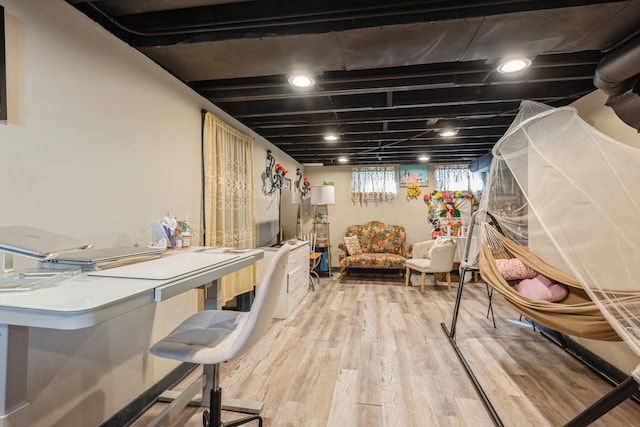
[
  {"xmin": 40, "ymin": 246, "xmax": 166, "ymax": 270},
  {"xmin": 0, "ymin": 225, "xmax": 92, "ymax": 260}
]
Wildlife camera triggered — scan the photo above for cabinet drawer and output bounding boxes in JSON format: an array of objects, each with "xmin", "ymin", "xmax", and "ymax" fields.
[
  {"xmin": 288, "ymin": 288, "xmax": 305, "ymax": 313},
  {"xmin": 288, "ymin": 266, "xmax": 306, "ymax": 290},
  {"xmin": 289, "ymin": 265, "xmax": 307, "ymax": 292},
  {"xmin": 288, "ymin": 273, "xmax": 307, "ymax": 309},
  {"xmin": 288, "ymin": 245, "xmax": 309, "ymax": 271},
  {"xmin": 269, "ymin": 241, "xmax": 310, "ymax": 319},
  {"xmin": 289, "ymin": 280, "xmax": 307, "ymax": 303}
]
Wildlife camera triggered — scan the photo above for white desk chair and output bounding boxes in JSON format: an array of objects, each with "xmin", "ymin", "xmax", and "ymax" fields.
[{"xmin": 149, "ymin": 244, "xmax": 290, "ymax": 427}]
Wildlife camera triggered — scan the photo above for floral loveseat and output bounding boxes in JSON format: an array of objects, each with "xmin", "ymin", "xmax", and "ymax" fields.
[{"xmin": 338, "ymin": 220, "xmax": 412, "ymax": 282}]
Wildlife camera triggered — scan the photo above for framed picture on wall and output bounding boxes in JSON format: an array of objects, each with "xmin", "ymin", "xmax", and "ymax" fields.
[
  {"xmin": 0, "ymin": 6, "xmax": 6, "ymax": 123},
  {"xmin": 282, "ymin": 177, "xmax": 291, "ymax": 191},
  {"xmin": 399, "ymin": 164, "xmax": 428, "ymax": 187}
]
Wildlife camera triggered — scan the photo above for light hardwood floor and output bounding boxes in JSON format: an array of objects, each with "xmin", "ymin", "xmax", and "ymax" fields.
[{"xmin": 132, "ymin": 272, "xmax": 640, "ymax": 426}]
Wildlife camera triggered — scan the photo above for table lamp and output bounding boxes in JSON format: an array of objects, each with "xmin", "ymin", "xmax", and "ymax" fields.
[{"xmin": 310, "ymin": 185, "xmax": 335, "ymax": 206}]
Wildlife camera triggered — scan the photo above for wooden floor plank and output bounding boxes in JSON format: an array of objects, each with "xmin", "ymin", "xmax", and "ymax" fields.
[
  {"xmin": 357, "ymin": 341, "xmax": 382, "ymax": 406},
  {"xmin": 379, "ymin": 355, "xmax": 412, "ymax": 427},
  {"xmin": 132, "ymin": 274, "xmax": 640, "ymax": 426},
  {"xmin": 406, "ymin": 374, "xmax": 440, "ymax": 426},
  {"xmin": 357, "ymin": 403, "xmax": 383, "ymax": 427},
  {"xmin": 326, "ymin": 369, "xmax": 359, "ymax": 426}
]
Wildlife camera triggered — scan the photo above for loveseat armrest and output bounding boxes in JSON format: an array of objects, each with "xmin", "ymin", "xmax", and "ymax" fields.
[
  {"xmin": 338, "ymin": 243, "xmax": 349, "ymax": 261},
  {"xmin": 401, "ymin": 242, "xmax": 413, "ymax": 258}
]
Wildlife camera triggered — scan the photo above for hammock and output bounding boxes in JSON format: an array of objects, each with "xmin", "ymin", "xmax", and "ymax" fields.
[
  {"xmin": 442, "ymin": 100, "xmax": 640, "ymax": 427},
  {"xmin": 479, "ymin": 224, "xmax": 640, "ymax": 342}
]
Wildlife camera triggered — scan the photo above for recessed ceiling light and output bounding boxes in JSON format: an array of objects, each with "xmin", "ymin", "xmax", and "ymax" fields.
[
  {"xmin": 337, "ymin": 157, "xmax": 348, "ymax": 163},
  {"xmin": 288, "ymin": 73, "xmax": 315, "ymax": 88},
  {"xmin": 497, "ymin": 57, "xmax": 532, "ymax": 73},
  {"xmin": 323, "ymin": 134, "xmax": 339, "ymax": 141},
  {"xmin": 418, "ymin": 155, "xmax": 430, "ymax": 162},
  {"xmin": 439, "ymin": 129, "xmax": 457, "ymax": 137}
]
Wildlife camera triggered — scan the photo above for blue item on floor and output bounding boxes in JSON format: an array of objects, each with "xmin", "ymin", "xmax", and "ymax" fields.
[{"xmin": 319, "ymin": 252, "xmax": 329, "ymax": 272}]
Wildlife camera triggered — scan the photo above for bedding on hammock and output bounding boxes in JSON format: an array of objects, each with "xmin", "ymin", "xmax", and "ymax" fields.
[{"xmin": 478, "ymin": 227, "xmax": 640, "ymax": 342}]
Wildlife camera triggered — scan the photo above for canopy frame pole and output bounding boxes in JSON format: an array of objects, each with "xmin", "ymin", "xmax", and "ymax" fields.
[
  {"xmin": 564, "ymin": 376, "xmax": 639, "ymax": 427},
  {"xmin": 441, "ymin": 294, "xmax": 504, "ymax": 427},
  {"xmin": 441, "ymin": 211, "xmax": 505, "ymax": 426}
]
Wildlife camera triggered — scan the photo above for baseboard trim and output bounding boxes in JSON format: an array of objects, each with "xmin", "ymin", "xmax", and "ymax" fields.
[{"xmin": 100, "ymin": 362, "xmax": 197, "ymax": 427}]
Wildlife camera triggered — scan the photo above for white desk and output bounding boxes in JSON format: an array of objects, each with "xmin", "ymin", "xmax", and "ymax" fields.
[{"xmin": 0, "ymin": 248, "xmax": 263, "ymax": 427}]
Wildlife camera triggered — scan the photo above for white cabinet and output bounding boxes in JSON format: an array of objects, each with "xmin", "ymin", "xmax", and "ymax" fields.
[{"xmin": 257, "ymin": 241, "xmax": 309, "ymax": 319}]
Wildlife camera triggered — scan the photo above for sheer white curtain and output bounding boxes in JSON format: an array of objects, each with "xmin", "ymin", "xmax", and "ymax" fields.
[
  {"xmin": 203, "ymin": 112, "xmax": 255, "ymax": 303},
  {"xmin": 434, "ymin": 163, "xmax": 484, "ymax": 192},
  {"xmin": 350, "ymin": 166, "xmax": 397, "ymax": 205}
]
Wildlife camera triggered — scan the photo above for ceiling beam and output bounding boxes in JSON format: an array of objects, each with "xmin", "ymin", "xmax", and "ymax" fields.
[{"xmin": 74, "ymin": 0, "xmax": 624, "ymax": 47}]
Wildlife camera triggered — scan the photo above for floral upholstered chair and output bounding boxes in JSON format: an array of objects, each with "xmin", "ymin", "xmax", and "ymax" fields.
[{"xmin": 338, "ymin": 220, "xmax": 412, "ymax": 282}]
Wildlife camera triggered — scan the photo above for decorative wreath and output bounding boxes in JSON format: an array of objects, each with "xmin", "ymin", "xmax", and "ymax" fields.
[{"xmin": 406, "ymin": 183, "xmax": 421, "ymax": 200}]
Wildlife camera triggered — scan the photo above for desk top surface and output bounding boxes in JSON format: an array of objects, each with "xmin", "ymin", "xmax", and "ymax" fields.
[{"xmin": 0, "ymin": 248, "xmax": 263, "ymax": 329}]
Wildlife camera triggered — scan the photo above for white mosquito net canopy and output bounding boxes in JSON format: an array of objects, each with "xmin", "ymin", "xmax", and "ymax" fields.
[{"xmin": 470, "ymin": 100, "xmax": 640, "ymax": 378}]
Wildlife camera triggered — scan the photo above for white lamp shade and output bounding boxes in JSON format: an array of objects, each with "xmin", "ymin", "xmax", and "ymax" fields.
[{"xmin": 310, "ymin": 185, "xmax": 335, "ymax": 205}]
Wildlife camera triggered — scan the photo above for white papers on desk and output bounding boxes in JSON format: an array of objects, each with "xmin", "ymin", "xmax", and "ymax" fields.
[{"xmin": 87, "ymin": 252, "xmax": 239, "ymax": 280}]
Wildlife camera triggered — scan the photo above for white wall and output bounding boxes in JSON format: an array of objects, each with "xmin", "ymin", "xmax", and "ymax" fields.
[
  {"xmin": 2, "ymin": 0, "xmax": 202, "ymax": 246},
  {"xmin": 0, "ymin": 1, "xmax": 298, "ymax": 425},
  {"xmin": 305, "ymin": 165, "xmax": 437, "ymax": 267},
  {"xmin": 253, "ymin": 140, "xmax": 302, "ymax": 247}
]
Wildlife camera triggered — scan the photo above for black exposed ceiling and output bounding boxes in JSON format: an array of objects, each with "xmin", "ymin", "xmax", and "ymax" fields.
[{"xmin": 66, "ymin": 0, "xmax": 640, "ymax": 165}]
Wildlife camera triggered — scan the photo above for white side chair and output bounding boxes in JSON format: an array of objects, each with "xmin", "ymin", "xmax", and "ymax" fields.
[
  {"xmin": 405, "ymin": 239, "xmax": 457, "ymax": 292},
  {"xmin": 149, "ymin": 244, "xmax": 290, "ymax": 427}
]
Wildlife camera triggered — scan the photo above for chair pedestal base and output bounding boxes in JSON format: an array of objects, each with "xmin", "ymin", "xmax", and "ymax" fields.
[
  {"xmin": 149, "ymin": 366, "xmax": 264, "ymax": 426},
  {"xmin": 158, "ymin": 389, "xmax": 264, "ymax": 414},
  {"xmin": 205, "ymin": 387, "xmax": 263, "ymax": 427}
]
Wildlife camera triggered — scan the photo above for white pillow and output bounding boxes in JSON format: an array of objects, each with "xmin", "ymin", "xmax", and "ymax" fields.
[
  {"xmin": 435, "ymin": 238, "xmax": 454, "ymax": 247},
  {"xmin": 344, "ymin": 235, "xmax": 363, "ymax": 256}
]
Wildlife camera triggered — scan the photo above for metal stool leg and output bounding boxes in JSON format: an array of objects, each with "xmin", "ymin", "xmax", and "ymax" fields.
[
  {"xmin": 485, "ymin": 283, "xmax": 496, "ymax": 328},
  {"xmin": 309, "ymin": 270, "xmax": 319, "ymax": 291}
]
